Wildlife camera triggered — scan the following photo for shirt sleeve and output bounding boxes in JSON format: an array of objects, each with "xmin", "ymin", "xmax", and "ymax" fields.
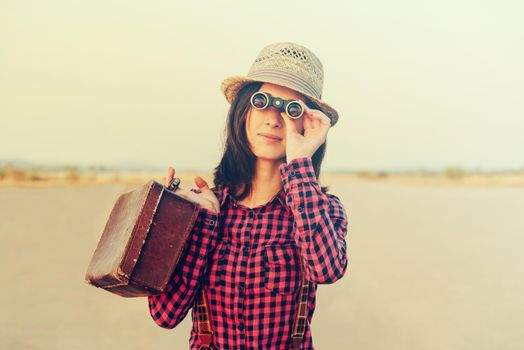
[
  {"xmin": 279, "ymin": 156, "xmax": 349, "ymax": 284},
  {"xmin": 147, "ymin": 206, "xmax": 219, "ymax": 329}
]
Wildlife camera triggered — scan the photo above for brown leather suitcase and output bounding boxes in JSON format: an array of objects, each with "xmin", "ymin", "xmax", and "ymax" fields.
[{"xmin": 84, "ymin": 180, "xmax": 200, "ymax": 297}]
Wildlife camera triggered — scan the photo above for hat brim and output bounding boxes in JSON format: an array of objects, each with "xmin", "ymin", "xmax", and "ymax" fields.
[{"xmin": 220, "ymin": 76, "xmax": 339, "ymax": 127}]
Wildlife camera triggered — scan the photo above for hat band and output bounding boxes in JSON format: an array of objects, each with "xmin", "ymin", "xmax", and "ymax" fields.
[{"xmin": 247, "ymin": 67, "xmax": 321, "ymax": 99}]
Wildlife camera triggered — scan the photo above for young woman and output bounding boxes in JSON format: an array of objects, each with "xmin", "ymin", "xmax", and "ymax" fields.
[{"xmin": 148, "ymin": 42, "xmax": 349, "ymax": 350}]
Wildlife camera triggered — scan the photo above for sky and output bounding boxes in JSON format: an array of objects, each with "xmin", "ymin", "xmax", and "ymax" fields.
[{"xmin": 1, "ymin": 0, "xmax": 523, "ymax": 172}]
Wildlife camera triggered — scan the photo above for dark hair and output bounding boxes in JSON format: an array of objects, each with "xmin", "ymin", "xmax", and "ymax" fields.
[{"xmin": 213, "ymin": 82, "xmax": 329, "ymax": 201}]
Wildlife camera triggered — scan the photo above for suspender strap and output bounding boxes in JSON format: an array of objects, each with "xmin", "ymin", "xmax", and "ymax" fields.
[
  {"xmin": 196, "ymin": 288, "xmax": 214, "ymax": 350},
  {"xmin": 291, "ymin": 256, "xmax": 309, "ymax": 350},
  {"xmin": 195, "ymin": 259, "xmax": 309, "ymax": 350}
]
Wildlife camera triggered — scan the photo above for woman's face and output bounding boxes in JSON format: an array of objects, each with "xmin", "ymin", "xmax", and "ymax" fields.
[{"xmin": 245, "ymin": 82, "xmax": 305, "ymax": 162}]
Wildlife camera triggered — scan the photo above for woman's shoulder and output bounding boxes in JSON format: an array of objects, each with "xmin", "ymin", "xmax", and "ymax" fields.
[
  {"xmin": 324, "ymin": 190, "xmax": 341, "ymax": 200},
  {"xmin": 210, "ymin": 183, "xmax": 225, "ymax": 195},
  {"xmin": 322, "ymin": 190, "xmax": 348, "ymax": 217}
]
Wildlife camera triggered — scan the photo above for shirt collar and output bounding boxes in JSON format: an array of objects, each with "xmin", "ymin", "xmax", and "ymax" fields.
[{"xmin": 220, "ymin": 185, "xmax": 287, "ymax": 209}]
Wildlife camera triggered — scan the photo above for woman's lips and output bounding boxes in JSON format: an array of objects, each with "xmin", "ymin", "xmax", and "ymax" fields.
[{"xmin": 258, "ymin": 133, "xmax": 282, "ymax": 141}]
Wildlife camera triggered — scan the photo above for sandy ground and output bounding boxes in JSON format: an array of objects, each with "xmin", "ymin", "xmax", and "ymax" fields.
[{"xmin": 1, "ymin": 178, "xmax": 523, "ymax": 349}]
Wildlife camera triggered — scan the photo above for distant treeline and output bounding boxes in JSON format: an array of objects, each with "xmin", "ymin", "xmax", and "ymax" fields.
[
  {"xmin": 1, "ymin": 162, "xmax": 523, "ymax": 183},
  {"xmin": 354, "ymin": 166, "xmax": 524, "ymax": 179}
]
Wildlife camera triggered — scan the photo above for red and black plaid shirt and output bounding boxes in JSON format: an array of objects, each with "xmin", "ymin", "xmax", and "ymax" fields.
[{"xmin": 148, "ymin": 157, "xmax": 349, "ymax": 349}]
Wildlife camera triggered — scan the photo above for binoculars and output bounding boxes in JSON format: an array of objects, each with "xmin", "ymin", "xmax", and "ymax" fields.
[{"xmin": 250, "ymin": 91, "xmax": 304, "ymax": 119}]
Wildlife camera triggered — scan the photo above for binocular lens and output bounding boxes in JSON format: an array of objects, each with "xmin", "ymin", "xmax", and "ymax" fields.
[
  {"xmin": 250, "ymin": 91, "xmax": 304, "ymax": 119},
  {"xmin": 286, "ymin": 102, "xmax": 303, "ymax": 119},
  {"xmin": 251, "ymin": 93, "xmax": 268, "ymax": 109}
]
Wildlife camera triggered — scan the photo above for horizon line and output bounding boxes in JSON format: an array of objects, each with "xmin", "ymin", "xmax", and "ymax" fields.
[{"xmin": 1, "ymin": 158, "xmax": 523, "ymax": 174}]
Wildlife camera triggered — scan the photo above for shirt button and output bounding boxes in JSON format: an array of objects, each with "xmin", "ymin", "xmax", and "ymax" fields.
[
  {"xmin": 208, "ymin": 220, "xmax": 215, "ymax": 225},
  {"xmin": 298, "ymin": 206, "xmax": 303, "ymax": 212},
  {"xmin": 290, "ymin": 170, "xmax": 296, "ymax": 176}
]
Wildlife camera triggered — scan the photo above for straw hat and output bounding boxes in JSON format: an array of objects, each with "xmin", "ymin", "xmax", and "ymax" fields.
[{"xmin": 220, "ymin": 42, "xmax": 339, "ymax": 127}]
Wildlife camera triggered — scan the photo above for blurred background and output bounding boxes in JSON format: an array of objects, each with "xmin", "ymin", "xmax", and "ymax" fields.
[{"xmin": 1, "ymin": 0, "xmax": 523, "ymax": 349}]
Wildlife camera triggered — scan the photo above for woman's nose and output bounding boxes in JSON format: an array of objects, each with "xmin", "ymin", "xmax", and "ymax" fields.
[{"xmin": 265, "ymin": 110, "xmax": 283, "ymax": 128}]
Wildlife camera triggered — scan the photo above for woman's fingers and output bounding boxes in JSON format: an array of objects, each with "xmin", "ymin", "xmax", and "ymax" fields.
[
  {"xmin": 300, "ymin": 105, "xmax": 320, "ymax": 131},
  {"xmin": 303, "ymin": 106, "xmax": 331, "ymax": 134},
  {"xmin": 303, "ymin": 110, "xmax": 315, "ymax": 131},
  {"xmin": 307, "ymin": 105, "xmax": 331, "ymax": 126},
  {"xmin": 194, "ymin": 175, "xmax": 208, "ymax": 189},
  {"xmin": 166, "ymin": 166, "xmax": 175, "ymax": 186},
  {"xmin": 280, "ymin": 111, "xmax": 300, "ymax": 135},
  {"xmin": 194, "ymin": 176, "xmax": 220, "ymax": 212},
  {"xmin": 164, "ymin": 172, "xmax": 220, "ymax": 213},
  {"xmin": 195, "ymin": 176, "xmax": 215, "ymax": 199}
]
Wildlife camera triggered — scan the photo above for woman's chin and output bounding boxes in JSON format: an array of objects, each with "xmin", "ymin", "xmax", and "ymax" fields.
[{"xmin": 253, "ymin": 153, "xmax": 286, "ymax": 162}]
